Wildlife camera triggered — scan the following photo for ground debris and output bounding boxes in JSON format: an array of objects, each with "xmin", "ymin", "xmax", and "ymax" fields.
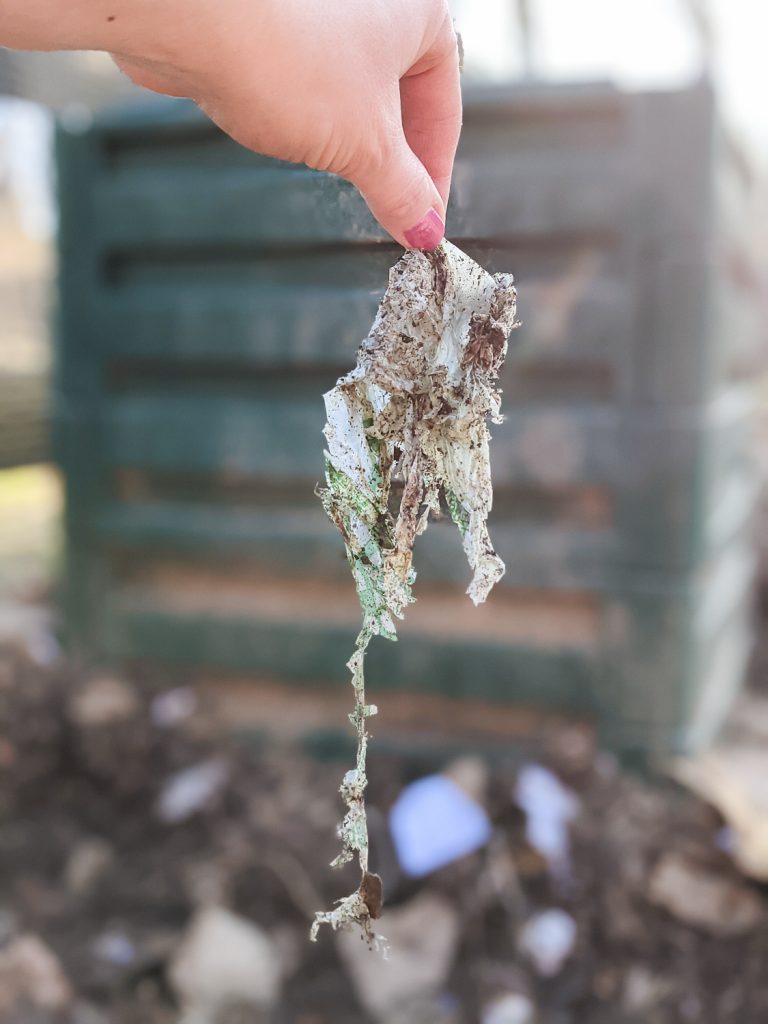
[
  {"xmin": 0, "ymin": 934, "xmax": 73, "ymax": 1014},
  {"xmin": 314, "ymin": 242, "xmax": 518, "ymax": 939},
  {"xmin": 169, "ymin": 906, "xmax": 282, "ymax": 1020},
  {"xmin": 647, "ymin": 850, "xmax": 763, "ymax": 936},
  {"xmin": 670, "ymin": 695, "xmax": 768, "ymax": 881},
  {"xmin": 63, "ymin": 838, "xmax": 115, "ymax": 896},
  {"xmin": 69, "ymin": 673, "xmax": 140, "ymax": 728},
  {"xmin": 3, "ymin": 641, "xmax": 768, "ymax": 1021},
  {"xmin": 335, "ymin": 891, "xmax": 460, "ymax": 1021},
  {"xmin": 481, "ymin": 993, "xmax": 536, "ymax": 1024}
]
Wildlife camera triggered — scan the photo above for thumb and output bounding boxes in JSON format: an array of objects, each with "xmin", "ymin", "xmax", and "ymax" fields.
[{"xmin": 350, "ymin": 127, "xmax": 446, "ymax": 251}]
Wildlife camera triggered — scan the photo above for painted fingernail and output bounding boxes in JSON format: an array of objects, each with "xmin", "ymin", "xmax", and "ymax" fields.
[{"xmin": 404, "ymin": 208, "xmax": 445, "ymax": 250}]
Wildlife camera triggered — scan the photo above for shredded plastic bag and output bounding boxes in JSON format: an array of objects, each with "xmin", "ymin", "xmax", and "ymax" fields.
[{"xmin": 311, "ymin": 241, "xmax": 519, "ymax": 944}]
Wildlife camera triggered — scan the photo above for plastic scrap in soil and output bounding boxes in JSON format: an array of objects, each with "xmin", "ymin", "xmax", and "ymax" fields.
[
  {"xmin": 92, "ymin": 930, "xmax": 137, "ymax": 967},
  {"xmin": 515, "ymin": 763, "xmax": 579, "ymax": 883},
  {"xmin": 156, "ymin": 758, "xmax": 229, "ymax": 824},
  {"xmin": 481, "ymin": 992, "xmax": 536, "ymax": 1024},
  {"xmin": 150, "ymin": 687, "xmax": 198, "ymax": 728},
  {"xmin": 311, "ymin": 241, "xmax": 518, "ymax": 943},
  {"xmin": 389, "ymin": 772, "xmax": 492, "ymax": 878},
  {"xmin": 519, "ymin": 908, "xmax": 577, "ymax": 977}
]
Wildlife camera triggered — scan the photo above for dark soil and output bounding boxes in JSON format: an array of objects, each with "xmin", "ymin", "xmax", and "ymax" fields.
[{"xmin": 2, "ymin": 641, "xmax": 768, "ymax": 1024}]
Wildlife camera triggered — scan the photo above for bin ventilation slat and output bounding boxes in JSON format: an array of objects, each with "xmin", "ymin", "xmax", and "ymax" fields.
[{"xmin": 55, "ymin": 82, "xmax": 762, "ymax": 757}]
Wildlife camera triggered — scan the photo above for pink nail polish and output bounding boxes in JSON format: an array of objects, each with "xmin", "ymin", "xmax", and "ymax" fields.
[{"xmin": 404, "ymin": 208, "xmax": 444, "ymax": 250}]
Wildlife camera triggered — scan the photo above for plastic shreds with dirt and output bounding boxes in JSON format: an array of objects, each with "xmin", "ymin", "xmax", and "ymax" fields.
[{"xmin": 315, "ymin": 241, "xmax": 518, "ymax": 940}]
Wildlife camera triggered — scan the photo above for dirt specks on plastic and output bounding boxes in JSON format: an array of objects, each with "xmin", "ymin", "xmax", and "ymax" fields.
[{"xmin": 315, "ymin": 242, "xmax": 519, "ymax": 940}]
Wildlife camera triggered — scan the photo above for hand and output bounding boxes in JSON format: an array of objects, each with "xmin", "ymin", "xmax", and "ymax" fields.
[{"xmin": 105, "ymin": 0, "xmax": 462, "ymax": 249}]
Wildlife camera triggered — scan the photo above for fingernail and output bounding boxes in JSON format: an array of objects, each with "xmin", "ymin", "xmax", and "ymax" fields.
[{"xmin": 404, "ymin": 208, "xmax": 444, "ymax": 250}]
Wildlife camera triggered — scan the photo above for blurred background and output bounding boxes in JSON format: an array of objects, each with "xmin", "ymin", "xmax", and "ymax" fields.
[{"xmin": 2, "ymin": 2, "xmax": 768, "ymax": 1022}]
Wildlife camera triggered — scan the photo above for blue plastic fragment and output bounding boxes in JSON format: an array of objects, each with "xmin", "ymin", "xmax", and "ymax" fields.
[{"xmin": 389, "ymin": 773, "xmax": 492, "ymax": 878}]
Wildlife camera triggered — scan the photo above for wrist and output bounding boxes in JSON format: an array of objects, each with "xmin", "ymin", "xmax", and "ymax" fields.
[{"xmin": 0, "ymin": 0, "xmax": 185, "ymax": 61}]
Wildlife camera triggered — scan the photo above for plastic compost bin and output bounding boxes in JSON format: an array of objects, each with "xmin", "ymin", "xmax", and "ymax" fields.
[{"xmin": 54, "ymin": 81, "xmax": 763, "ymax": 759}]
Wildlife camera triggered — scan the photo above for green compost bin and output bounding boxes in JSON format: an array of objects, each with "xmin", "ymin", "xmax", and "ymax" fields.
[{"xmin": 54, "ymin": 81, "xmax": 763, "ymax": 758}]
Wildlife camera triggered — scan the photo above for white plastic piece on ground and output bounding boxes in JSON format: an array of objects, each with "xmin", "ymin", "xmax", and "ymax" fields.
[
  {"xmin": 169, "ymin": 906, "xmax": 281, "ymax": 1017},
  {"xmin": 622, "ymin": 965, "xmax": 675, "ymax": 1014},
  {"xmin": 92, "ymin": 930, "xmax": 137, "ymax": 967},
  {"xmin": 389, "ymin": 773, "xmax": 492, "ymax": 878},
  {"xmin": 336, "ymin": 892, "xmax": 460, "ymax": 1022},
  {"xmin": 482, "ymin": 993, "xmax": 537, "ymax": 1024},
  {"xmin": 520, "ymin": 909, "xmax": 577, "ymax": 977},
  {"xmin": 156, "ymin": 759, "xmax": 228, "ymax": 824},
  {"xmin": 515, "ymin": 763, "xmax": 579, "ymax": 881},
  {"xmin": 151, "ymin": 687, "xmax": 198, "ymax": 728}
]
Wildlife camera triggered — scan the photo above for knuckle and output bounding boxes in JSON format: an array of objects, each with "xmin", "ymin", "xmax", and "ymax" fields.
[
  {"xmin": 379, "ymin": 167, "xmax": 426, "ymax": 221},
  {"xmin": 350, "ymin": 132, "xmax": 392, "ymax": 183}
]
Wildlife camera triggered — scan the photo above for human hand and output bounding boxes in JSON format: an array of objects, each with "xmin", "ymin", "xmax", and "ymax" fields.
[{"xmin": 104, "ymin": 0, "xmax": 461, "ymax": 249}]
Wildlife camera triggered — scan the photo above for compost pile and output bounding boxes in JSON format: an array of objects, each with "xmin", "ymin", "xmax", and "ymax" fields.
[
  {"xmin": 3, "ymin": 640, "xmax": 768, "ymax": 1024},
  {"xmin": 316, "ymin": 242, "xmax": 518, "ymax": 939}
]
